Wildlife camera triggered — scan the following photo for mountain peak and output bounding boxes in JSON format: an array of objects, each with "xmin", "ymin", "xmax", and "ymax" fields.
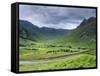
[
  {"xmin": 78, "ymin": 18, "xmax": 87, "ymax": 28},
  {"xmin": 87, "ymin": 17, "xmax": 96, "ymax": 23},
  {"xmin": 78, "ymin": 17, "xmax": 96, "ymax": 28}
]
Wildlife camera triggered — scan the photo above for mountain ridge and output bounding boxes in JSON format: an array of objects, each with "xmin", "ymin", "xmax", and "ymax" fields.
[
  {"xmin": 61, "ymin": 17, "xmax": 96, "ymax": 48},
  {"xmin": 19, "ymin": 20, "xmax": 70, "ymax": 41}
]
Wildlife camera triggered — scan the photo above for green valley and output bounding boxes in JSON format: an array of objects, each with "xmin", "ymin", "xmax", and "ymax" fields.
[{"xmin": 19, "ymin": 17, "xmax": 96, "ymax": 72}]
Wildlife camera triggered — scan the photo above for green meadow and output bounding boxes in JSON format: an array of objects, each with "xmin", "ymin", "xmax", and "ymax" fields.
[
  {"xmin": 19, "ymin": 17, "xmax": 96, "ymax": 72},
  {"xmin": 19, "ymin": 38, "xmax": 96, "ymax": 71}
]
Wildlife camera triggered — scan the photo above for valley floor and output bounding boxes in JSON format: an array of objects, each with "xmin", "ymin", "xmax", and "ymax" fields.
[{"xmin": 19, "ymin": 41, "xmax": 96, "ymax": 72}]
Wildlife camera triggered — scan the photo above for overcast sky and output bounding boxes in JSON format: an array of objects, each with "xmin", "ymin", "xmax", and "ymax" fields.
[{"xmin": 19, "ymin": 5, "xmax": 96, "ymax": 29}]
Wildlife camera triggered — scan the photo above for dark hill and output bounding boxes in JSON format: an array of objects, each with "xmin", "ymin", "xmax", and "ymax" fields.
[
  {"xmin": 62, "ymin": 17, "xmax": 96, "ymax": 47},
  {"xmin": 19, "ymin": 20, "xmax": 69, "ymax": 41}
]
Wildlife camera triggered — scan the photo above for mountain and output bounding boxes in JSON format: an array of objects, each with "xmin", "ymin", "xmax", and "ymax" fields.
[
  {"xmin": 19, "ymin": 17, "xmax": 96, "ymax": 48},
  {"xmin": 19, "ymin": 20, "xmax": 69, "ymax": 42},
  {"xmin": 40, "ymin": 27, "xmax": 70, "ymax": 40},
  {"xmin": 62, "ymin": 17, "xmax": 96, "ymax": 47},
  {"xmin": 19, "ymin": 20, "xmax": 41, "ymax": 41}
]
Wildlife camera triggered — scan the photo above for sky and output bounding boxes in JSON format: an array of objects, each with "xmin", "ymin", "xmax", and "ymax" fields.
[{"xmin": 19, "ymin": 5, "xmax": 96, "ymax": 30}]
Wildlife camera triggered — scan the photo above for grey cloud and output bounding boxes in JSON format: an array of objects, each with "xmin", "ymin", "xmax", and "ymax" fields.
[{"xmin": 19, "ymin": 5, "xmax": 96, "ymax": 29}]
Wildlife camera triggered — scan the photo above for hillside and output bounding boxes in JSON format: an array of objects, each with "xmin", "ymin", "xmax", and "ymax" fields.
[
  {"xmin": 19, "ymin": 20, "xmax": 40, "ymax": 41},
  {"xmin": 62, "ymin": 17, "xmax": 96, "ymax": 48},
  {"xmin": 19, "ymin": 20, "xmax": 69, "ymax": 42}
]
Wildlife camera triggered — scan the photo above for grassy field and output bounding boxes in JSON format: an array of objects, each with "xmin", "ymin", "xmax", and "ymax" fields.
[{"xmin": 19, "ymin": 39, "xmax": 96, "ymax": 72}]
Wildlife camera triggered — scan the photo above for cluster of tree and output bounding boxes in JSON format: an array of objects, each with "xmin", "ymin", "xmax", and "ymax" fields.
[
  {"xmin": 25, "ymin": 48, "xmax": 38, "ymax": 50},
  {"xmin": 78, "ymin": 47, "xmax": 87, "ymax": 50},
  {"xmin": 46, "ymin": 49, "xmax": 77, "ymax": 54}
]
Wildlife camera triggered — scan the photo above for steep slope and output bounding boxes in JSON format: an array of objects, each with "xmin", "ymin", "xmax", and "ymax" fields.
[
  {"xmin": 62, "ymin": 17, "xmax": 96, "ymax": 48},
  {"xmin": 19, "ymin": 20, "xmax": 70, "ymax": 42},
  {"xmin": 19, "ymin": 20, "xmax": 40, "ymax": 41}
]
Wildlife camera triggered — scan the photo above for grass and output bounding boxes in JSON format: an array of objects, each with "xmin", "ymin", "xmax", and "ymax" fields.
[
  {"xmin": 19, "ymin": 54, "xmax": 96, "ymax": 71},
  {"xmin": 19, "ymin": 40, "xmax": 96, "ymax": 72},
  {"xmin": 44, "ymin": 54, "xmax": 96, "ymax": 70}
]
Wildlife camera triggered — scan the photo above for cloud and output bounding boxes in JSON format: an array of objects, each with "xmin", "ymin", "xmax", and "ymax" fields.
[{"xmin": 19, "ymin": 5, "xmax": 96, "ymax": 29}]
